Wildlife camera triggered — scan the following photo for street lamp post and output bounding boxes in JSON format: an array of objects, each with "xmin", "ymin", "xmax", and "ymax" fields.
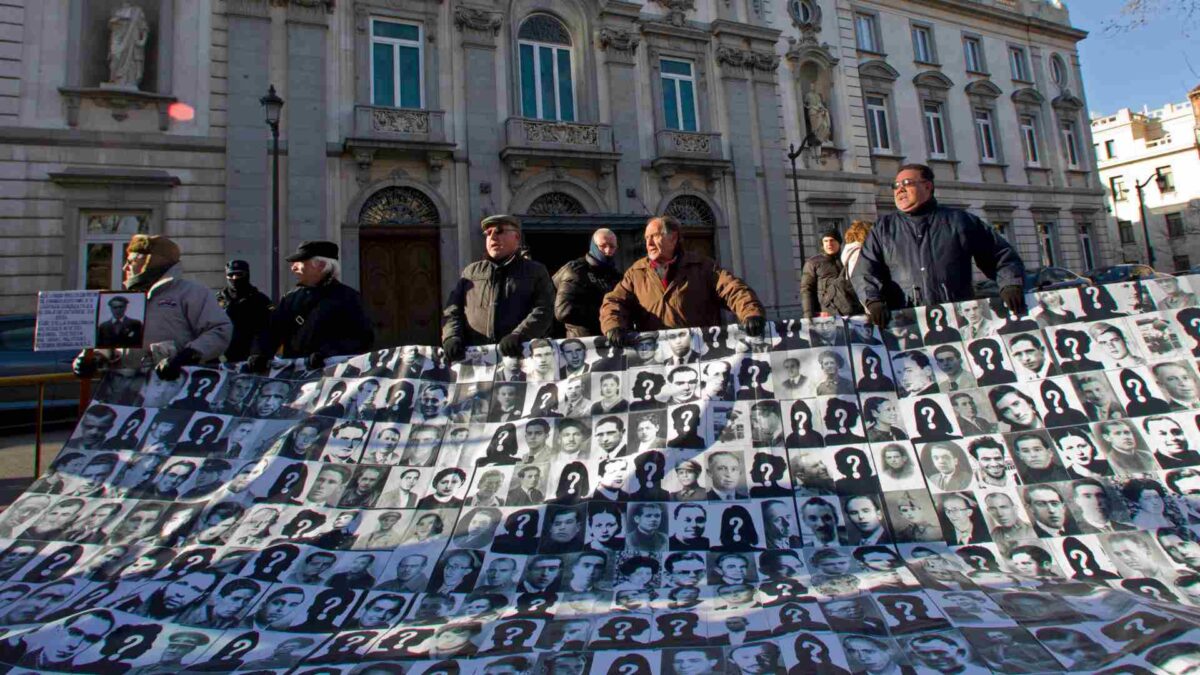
[
  {"xmin": 1134, "ymin": 168, "xmax": 1168, "ymax": 269},
  {"xmin": 260, "ymin": 84, "xmax": 284, "ymax": 300},
  {"xmin": 787, "ymin": 142, "xmax": 810, "ymax": 263}
]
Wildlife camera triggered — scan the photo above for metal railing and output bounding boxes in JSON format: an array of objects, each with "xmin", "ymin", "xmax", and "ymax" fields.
[{"xmin": 0, "ymin": 373, "xmax": 91, "ymax": 479}]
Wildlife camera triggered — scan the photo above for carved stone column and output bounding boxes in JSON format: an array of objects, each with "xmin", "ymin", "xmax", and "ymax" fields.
[
  {"xmin": 599, "ymin": 2, "xmax": 643, "ymax": 213},
  {"xmin": 455, "ymin": 3, "xmax": 504, "ymax": 262}
]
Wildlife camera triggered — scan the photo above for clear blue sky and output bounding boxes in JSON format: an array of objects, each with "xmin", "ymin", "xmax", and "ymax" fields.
[{"xmin": 1071, "ymin": 0, "xmax": 1198, "ymax": 116}]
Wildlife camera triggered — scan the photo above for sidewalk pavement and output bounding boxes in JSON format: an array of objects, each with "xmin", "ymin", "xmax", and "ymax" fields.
[{"xmin": 0, "ymin": 427, "xmax": 68, "ymax": 509}]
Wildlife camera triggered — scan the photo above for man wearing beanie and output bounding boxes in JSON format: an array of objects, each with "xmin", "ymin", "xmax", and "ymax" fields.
[
  {"xmin": 553, "ymin": 228, "xmax": 623, "ymax": 337},
  {"xmin": 800, "ymin": 229, "xmax": 861, "ymax": 319},
  {"xmin": 442, "ymin": 214, "xmax": 554, "ymax": 361},
  {"xmin": 73, "ymin": 234, "xmax": 232, "ymax": 380},
  {"xmin": 216, "ymin": 260, "xmax": 274, "ymax": 362},
  {"xmin": 246, "ymin": 241, "xmax": 373, "ymax": 372},
  {"xmin": 852, "ymin": 163, "xmax": 1026, "ymax": 328}
]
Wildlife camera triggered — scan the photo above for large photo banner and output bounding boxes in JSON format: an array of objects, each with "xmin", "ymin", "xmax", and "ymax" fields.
[{"xmin": 5, "ymin": 277, "xmax": 1200, "ymax": 673}]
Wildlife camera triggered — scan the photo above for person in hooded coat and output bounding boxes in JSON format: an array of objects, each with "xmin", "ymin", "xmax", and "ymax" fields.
[
  {"xmin": 553, "ymin": 228, "xmax": 623, "ymax": 337},
  {"xmin": 799, "ymin": 229, "xmax": 862, "ymax": 318},
  {"xmin": 216, "ymin": 259, "xmax": 273, "ymax": 363},
  {"xmin": 73, "ymin": 235, "xmax": 232, "ymax": 381}
]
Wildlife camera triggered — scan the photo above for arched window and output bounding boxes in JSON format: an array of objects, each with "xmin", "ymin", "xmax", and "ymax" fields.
[
  {"xmin": 527, "ymin": 192, "xmax": 586, "ymax": 216},
  {"xmin": 518, "ymin": 14, "xmax": 575, "ymax": 121},
  {"xmin": 665, "ymin": 195, "xmax": 716, "ymax": 228},
  {"xmin": 359, "ymin": 186, "xmax": 440, "ymax": 226},
  {"xmin": 1049, "ymin": 54, "xmax": 1068, "ymax": 88}
]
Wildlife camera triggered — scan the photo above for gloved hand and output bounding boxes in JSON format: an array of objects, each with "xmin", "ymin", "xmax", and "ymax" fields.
[
  {"xmin": 72, "ymin": 351, "xmax": 97, "ymax": 378},
  {"xmin": 304, "ymin": 353, "xmax": 325, "ymax": 371},
  {"xmin": 498, "ymin": 333, "xmax": 525, "ymax": 359},
  {"xmin": 741, "ymin": 315, "xmax": 766, "ymax": 338},
  {"xmin": 606, "ymin": 328, "xmax": 636, "ymax": 348},
  {"xmin": 865, "ymin": 301, "xmax": 889, "ymax": 329},
  {"xmin": 244, "ymin": 354, "xmax": 271, "ymax": 374},
  {"xmin": 155, "ymin": 347, "xmax": 200, "ymax": 381},
  {"xmin": 1000, "ymin": 285, "xmax": 1027, "ymax": 317},
  {"xmin": 442, "ymin": 337, "xmax": 466, "ymax": 363}
]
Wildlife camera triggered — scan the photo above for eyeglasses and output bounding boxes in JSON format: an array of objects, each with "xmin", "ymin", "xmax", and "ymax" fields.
[
  {"xmin": 484, "ymin": 227, "xmax": 517, "ymax": 238},
  {"xmin": 891, "ymin": 178, "xmax": 930, "ymax": 191}
]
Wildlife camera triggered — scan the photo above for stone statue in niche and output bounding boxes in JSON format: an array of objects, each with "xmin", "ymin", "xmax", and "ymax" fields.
[
  {"xmin": 105, "ymin": 1, "xmax": 149, "ymax": 90},
  {"xmin": 804, "ymin": 90, "xmax": 832, "ymax": 145}
]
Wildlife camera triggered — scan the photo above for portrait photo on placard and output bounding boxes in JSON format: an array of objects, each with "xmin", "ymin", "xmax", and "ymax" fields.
[
  {"xmin": 890, "ymin": 349, "xmax": 941, "ymax": 398},
  {"xmin": 927, "ymin": 342, "xmax": 977, "ymax": 393},
  {"xmin": 882, "ymin": 309, "xmax": 924, "ymax": 352},
  {"xmin": 780, "ymin": 399, "xmax": 822, "ymax": 449},
  {"xmin": 809, "ymin": 315, "xmax": 847, "ymax": 348},
  {"xmin": 94, "ymin": 291, "xmax": 146, "ymax": 349},
  {"xmin": 963, "ymin": 337, "xmax": 1017, "ymax": 387},
  {"xmin": 860, "ymin": 393, "xmax": 909, "ymax": 443},
  {"xmin": 1130, "ymin": 311, "xmax": 1192, "ymax": 361},
  {"xmin": 707, "ymin": 401, "xmax": 749, "ymax": 448},
  {"xmin": 1034, "ymin": 376, "xmax": 1091, "ymax": 429},
  {"xmin": 852, "ymin": 345, "xmax": 897, "ymax": 394},
  {"xmin": 872, "ymin": 442, "xmax": 926, "ymax": 492},
  {"xmin": 901, "ymin": 394, "xmax": 963, "ymax": 443},
  {"xmin": 1043, "ymin": 322, "xmax": 1107, "ymax": 374},
  {"xmin": 773, "ymin": 319, "xmax": 811, "ymax": 352}
]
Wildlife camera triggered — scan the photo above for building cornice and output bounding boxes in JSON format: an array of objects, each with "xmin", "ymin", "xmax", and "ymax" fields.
[{"xmin": 862, "ymin": 0, "xmax": 1088, "ymax": 43}]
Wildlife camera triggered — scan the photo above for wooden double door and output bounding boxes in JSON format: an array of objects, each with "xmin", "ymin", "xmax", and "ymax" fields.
[{"xmin": 359, "ymin": 226, "xmax": 442, "ymax": 347}]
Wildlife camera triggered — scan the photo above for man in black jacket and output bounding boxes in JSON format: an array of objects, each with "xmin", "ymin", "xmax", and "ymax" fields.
[
  {"xmin": 442, "ymin": 214, "xmax": 554, "ymax": 360},
  {"xmin": 552, "ymin": 228, "xmax": 622, "ymax": 337},
  {"xmin": 799, "ymin": 229, "xmax": 860, "ymax": 318},
  {"xmin": 853, "ymin": 164, "xmax": 1026, "ymax": 327},
  {"xmin": 246, "ymin": 241, "xmax": 374, "ymax": 372},
  {"xmin": 216, "ymin": 260, "xmax": 273, "ymax": 363}
]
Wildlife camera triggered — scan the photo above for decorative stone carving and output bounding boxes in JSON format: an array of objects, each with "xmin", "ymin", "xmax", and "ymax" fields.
[
  {"xmin": 752, "ymin": 52, "xmax": 781, "ymax": 72},
  {"xmin": 105, "ymin": 2, "xmax": 149, "ymax": 90},
  {"xmin": 454, "ymin": 6, "xmax": 502, "ymax": 36},
  {"xmin": 652, "ymin": 0, "xmax": 695, "ymax": 27},
  {"xmin": 668, "ymin": 131, "xmax": 712, "ymax": 154},
  {"xmin": 598, "ymin": 27, "xmax": 640, "ymax": 56},
  {"xmin": 359, "ymin": 186, "xmax": 441, "ymax": 226},
  {"xmin": 665, "ymin": 194, "xmax": 716, "ymax": 227},
  {"xmin": 717, "ymin": 47, "xmax": 779, "ymax": 74},
  {"xmin": 269, "ymin": 0, "xmax": 335, "ymax": 10},
  {"xmin": 371, "ymin": 108, "xmax": 431, "ymax": 135},
  {"xmin": 522, "ymin": 120, "xmax": 600, "ymax": 147},
  {"xmin": 527, "ymin": 192, "xmax": 587, "ymax": 217}
]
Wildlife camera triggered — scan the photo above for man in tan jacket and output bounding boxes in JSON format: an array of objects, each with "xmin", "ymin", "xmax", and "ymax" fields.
[{"xmin": 600, "ymin": 215, "xmax": 765, "ymax": 345}]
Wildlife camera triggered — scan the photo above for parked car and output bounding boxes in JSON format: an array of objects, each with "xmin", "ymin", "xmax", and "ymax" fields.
[
  {"xmin": 0, "ymin": 314, "xmax": 80, "ymax": 416},
  {"xmin": 973, "ymin": 267, "xmax": 1091, "ymax": 298},
  {"xmin": 1085, "ymin": 264, "xmax": 1170, "ymax": 284}
]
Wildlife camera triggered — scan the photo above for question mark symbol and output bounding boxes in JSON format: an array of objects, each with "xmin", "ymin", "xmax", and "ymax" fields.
[
  {"xmin": 710, "ymin": 326, "xmax": 722, "ymax": 342},
  {"xmin": 497, "ymin": 430, "xmax": 510, "ymax": 445},
  {"xmin": 1063, "ymin": 336, "xmax": 1081, "ymax": 360},
  {"xmin": 618, "ymin": 665, "xmax": 639, "ymax": 675},
  {"xmin": 846, "ymin": 454, "xmax": 862, "ymax": 479},
  {"xmin": 1067, "ymin": 548, "xmax": 1093, "ymax": 576},
  {"xmin": 749, "ymin": 364, "xmax": 761, "ymax": 381},
  {"xmin": 979, "ymin": 346, "xmax": 996, "ymax": 371},
  {"xmin": 117, "ymin": 634, "xmax": 146, "ymax": 658},
  {"xmin": 281, "ymin": 470, "xmax": 300, "ymax": 493},
  {"xmin": 539, "ymin": 393, "xmax": 552, "ymax": 409},
  {"xmin": 614, "ymin": 621, "xmax": 632, "ymax": 641},
  {"xmin": 1087, "ymin": 286, "xmax": 1102, "ymax": 308},
  {"xmin": 833, "ymin": 408, "xmax": 849, "ymax": 433},
  {"xmin": 921, "ymin": 405, "xmax": 937, "ymax": 429},
  {"xmin": 266, "ymin": 549, "xmax": 289, "ymax": 573},
  {"xmin": 393, "ymin": 630, "xmax": 420, "ymax": 647},
  {"xmin": 338, "ymin": 635, "xmax": 368, "ymax": 653},
  {"xmin": 45, "ymin": 551, "xmax": 73, "ymax": 573},
  {"xmin": 1127, "ymin": 377, "xmax": 1146, "ymax": 402},
  {"xmin": 670, "ymin": 618, "xmax": 688, "ymax": 633},
  {"xmin": 1046, "ymin": 389, "xmax": 1063, "ymax": 411},
  {"xmin": 566, "ymin": 473, "xmax": 581, "ymax": 495},
  {"xmin": 643, "ymin": 461, "xmax": 659, "ymax": 485},
  {"xmin": 759, "ymin": 462, "xmax": 774, "ymax": 482},
  {"xmin": 226, "ymin": 637, "xmax": 255, "ymax": 658},
  {"xmin": 931, "ymin": 308, "xmax": 944, "ymax": 330},
  {"xmin": 796, "ymin": 410, "xmax": 809, "ymax": 427},
  {"xmin": 729, "ymin": 516, "xmax": 744, "ymax": 543},
  {"xmin": 318, "ymin": 595, "xmax": 341, "ymax": 621},
  {"xmin": 514, "ymin": 513, "xmax": 531, "ymax": 537},
  {"xmin": 502, "ymin": 625, "xmax": 522, "ymax": 645},
  {"xmin": 894, "ymin": 600, "xmax": 915, "ymax": 622},
  {"xmin": 865, "ymin": 354, "xmax": 879, "ymax": 378},
  {"xmin": 680, "ymin": 409, "xmax": 694, "ymax": 429},
  {"xmin": 784, "ymin": 606, "xmax": 802, "ymax": 622},
  {"xmin": 1125, "ymin": 618, "xmax": 1151, "ymax": 635},
  {"xmin": 640, "ymin": 380, "xmax": 654, "ymax": 400}
]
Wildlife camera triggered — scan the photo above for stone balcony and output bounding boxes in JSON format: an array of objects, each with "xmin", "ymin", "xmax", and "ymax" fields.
[
  {"xmin": 344, "ymin": 105, "xmax": 456, "ymax": 187},
  {"xmin": 651, "ymin": 129, "xmax": 732, "ymax": 192},
  {"xmin": 501, "ymin": 118, "xmax": 621, "ymax": 182}
]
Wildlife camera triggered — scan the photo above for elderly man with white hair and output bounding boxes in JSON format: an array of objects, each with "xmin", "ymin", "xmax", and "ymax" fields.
[
  {"xmin": 552, "ymin": 227, "xmax": 623, "ymax": 337},
  {"xmin": 247, "ymin": 240, "xmax": 374, "ymax": 372}
]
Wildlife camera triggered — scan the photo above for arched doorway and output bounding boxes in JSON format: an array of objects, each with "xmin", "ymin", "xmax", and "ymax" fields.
[
  {"xmin": 665, "ymin": 194, "xmax": 718, "ymax": 259},
  {"xmin": 358, "ymin": 186, "xmax": 442, "ymax": 346},
  {"xmin": 521, "ymin": 191, "xmax": 592, "ymax": 275}
]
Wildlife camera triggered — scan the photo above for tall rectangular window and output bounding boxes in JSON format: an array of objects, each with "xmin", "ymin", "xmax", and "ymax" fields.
[
  {"xmin": 923, "ymin": 101, "xmax": 948, "ymax": 158},
  {"xmin": 1020, "ymin": 116, "xmax": 1040, "ymax": 165},
  {"xmin": 974, "ymin": 109, "xmax": 997, "ymax": 161},
  {"xmin": 1061, "ymin": 121, "xmax": 1080, "ymax": 167},
  {"xmin": 1110, "ymin": 176, "xmax": 1127, "ymax": 201},
  {"xmin": 1158, "ymin": 166, "xmax": 1176, "ymax": 192},
  {"xmin": 370, "ymin": 19, "xmax": 423, "ymax": 109},
  {"xmin": 1118, "ymin": 220, "xmax": 1135, "ymax": 245},
  {"xmin": 660, "ymin": 58, "xmax": 698, "ymax": 132},
  {"xmin": 1104, "ymin": 139, "xmax": 1116, "ymax": 159},
  {"xmin": 80, "ymin": 212, "xmax": 150, "ymax": 290},
  {"xmin": 1167, "ymin": 212, "xmax": 1186, "ymax": 238},
  {"xmin": 1039, "ymin": 222, "xmax": 1058, "ymax": 267},
  {"xmin": 865, "ymin": 95, "xmax": 891, "ymax": 152},
  {"xmin": 912, "ymin": 25, "xmax": 934, "ymax": 62},
  {"xmin": 519, "ymin": 39, "xmax": 574, "ymax": 121},
  {"xmin": 855, "ymin": 13, "xmax": 879, "ymax": 52},
  {"xmin": 1079, "ymin": 223, "xmax": 1095, "ymax": 270},
  {"xmin": 1009, "ymin": 46, "xmax": 1030, "ymax": 81},
  {"xmin": 963, "ymin": 37, "xmax": 984, "ymax": 72}
]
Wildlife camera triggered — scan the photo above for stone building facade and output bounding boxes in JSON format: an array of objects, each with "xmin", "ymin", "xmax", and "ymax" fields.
[
  {"xmin": 1, "ymin": 0, "xmax": 1107, "ymax": 346},
  {"xmin": 1091, "ymin": 87, "xmax": 1200, "ymax": 272}
]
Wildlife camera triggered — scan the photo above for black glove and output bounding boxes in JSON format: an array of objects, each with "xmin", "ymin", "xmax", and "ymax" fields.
[
  {"xmin": 244, "ymin": 354, "xmax": 271, "ymax": 374},
  {"xmin": 865, "ymin": 301, "xmax": 889, "ymax": 329},
  {"xmin": 304, "ymin": 353, "xmax": 325, "ymax": 371},
  {"xmin": 72, "ymin": 351, "xmax": 97, "ymax": 378},
  {"xmin": 498, "ymin": 333, "xmax": 525, "ymax": 359},
  {"xmin": 155, "ymin": 347, "xmax": 200, "ymax": 381},
  {"xmin": 442, "ymin": 337, "xmax": 466, "ymax": 363},
  {"xmin": 606, "ymin": 328, "xmax": 636, "ymax": 348},
  {"xmin": 741, "ymin": 315, "xmax": 766, "ymax": 338},
  {"xmin": 1000, "ymin": 285, "xmax": 1028, "ymax": 317}
]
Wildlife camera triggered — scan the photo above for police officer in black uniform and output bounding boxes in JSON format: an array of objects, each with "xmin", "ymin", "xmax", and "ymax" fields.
[{"xmin": 216, "ymin": 259, "xmax": 273, "ymax": 363}]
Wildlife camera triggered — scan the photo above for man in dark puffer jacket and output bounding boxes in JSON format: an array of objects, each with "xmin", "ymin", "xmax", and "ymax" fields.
[
  {"xmin": 799, "ymin": 229, "xmax": 861, "ymax": 318},
  {"xmin": 553, "ymin": 228, "xmax": 623, "ymax": 337},
  {"xmin": 852, "ymin": 163, "xmax": 1026, "ymax": 328}
]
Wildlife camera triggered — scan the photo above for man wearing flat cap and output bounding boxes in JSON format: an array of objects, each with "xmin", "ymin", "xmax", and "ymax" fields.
[
  {"xmin": 97, "ymin": 295, "xmax": 143, "ymax": 348},
  {"xmin": 442, "ymin": 214, "xmax": 554, "ymax": 360},
  {"xmin": 247, "ymin": 240, "xmax": 374, "ymax": 373},
  {"xmin": 216, "ymin": 259, "xmax": 273, "ymax": 363}
]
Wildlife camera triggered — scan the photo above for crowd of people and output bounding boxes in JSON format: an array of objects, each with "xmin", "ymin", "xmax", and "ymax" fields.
[{"xmin": 72, "ymin": 163, "xmax": 1026, "ymax": 379}]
